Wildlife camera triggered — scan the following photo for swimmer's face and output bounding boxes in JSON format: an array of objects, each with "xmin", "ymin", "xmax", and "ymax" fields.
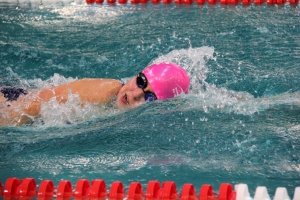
[{"xmin": 116, "ymin": 74, "xmax": 156, "ymax": 109}]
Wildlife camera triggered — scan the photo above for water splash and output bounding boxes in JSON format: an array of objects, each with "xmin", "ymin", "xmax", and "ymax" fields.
[
  {"xmin": 152, "ymin": 46, "xmax": 214, "ymax": 91},
  {"xmin": 152, "ymin": 47, "xmax": 300, "ymax": 115},
  {"xmin": 38, "ymin": 90, "xmax": 119, "ymax": 127},
  {"xmin": 49, "ymin": 3, "xmax": 127, "ymax": 23},
  {"xmin": 1, "ymin": 47, "xmax": 300, "ymax": 127}
]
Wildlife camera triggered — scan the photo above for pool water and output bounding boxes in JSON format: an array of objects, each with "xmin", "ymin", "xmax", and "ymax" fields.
[{"xmin": 0, "ymin": 0, "xmax": 300, "ymax": 197}]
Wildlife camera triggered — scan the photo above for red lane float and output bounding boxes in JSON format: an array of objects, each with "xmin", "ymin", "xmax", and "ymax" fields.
[
  {"xmin": 140, "ymin": 0, "xmax": 150, "ymax": 4},
  {"xmin": 183, "ymin": 0, "xmax": 194, "ymax": 4},
  {"xmin": 208, "ymin": 0, "xmax": 218, "ymax": 4},
  {"xmin": 107, "ymin": 0, "xmax": 117, "ymax": 3},
  {"xmin": 128, "ymin": 182, "xmax": 143, "ymax": 200},
  {"xmin": 86, "ymin": 0, "xmax": 95, "ymax": 3},
  {"xmin": 38, "ymin": 180, "xmax": 54, "ymax": 200},
  {"xmin": 56, "ymin": 180, "xmax": 72, "ymax": 200},
  {"xmin": 242, "ymin": 0, "xmax": 251, "ymax": 5},
  {"xmin": 131, "ymin": 0, "xmax": 140, "ymax": 4},
  {"xmin": 73, "ymin": 179, "xmax": 107, "ymax": 200},
  {"xmin": 161, "ymin": 182, "xmax": 178, "ymax": 200},
  {"xmin": 73, "ymin": 179, "xmax": 90, "ymax": 199},
  {"xmin": 85, "ymin": 0, "xmax": 298, "ymax": 4},
  {"xmin": 290, "ymin": 0, "xmax": 299, "ymax": 4},
  {"xmin": 181, "ymin": 184, "xmax": 197, "ymax": 200},
  {"xmin": 196, "ymin": 0, "xmax": 206, "ymax": 4},
  {"xmin": 219, "ymin": 183, "xmax": 236, "ymax": 200},
  {"xmin": 118, "ymin": 0, "xmax": 128, "ymax": 4},
  {"xmin": 152, "ymin": 0, "xmax": 161, "ymax": 3},
  {"xmin": 199, "ymin": 184, "xmax": 216, "ymax": 200},
  {"xmin": 163, "ymin": 0, "xmax": 173, "ymax": 4},
  {"xmin": 0, "ymin": 178, "xmax": 225, "ymax": 200},
  {"xmin": 0, "ymin": 181, "xmax": 3, "ymax": 197},
  {"xmin": 219, "ymin": 0, "xmax": 239, "ymax": 4},
  {"xmin": 96, "ymin": 0, "xmax": 105, "ymax": 3},
  {"xmin": 3, "ymin": 177, "xmax": 20, "ymax": 198},
  {"xmin": 0, "ymin": 178, "xmax": 299, "ymax": 200},
  {"xmin": 3, "ymin": 178, "xmax": 36, "ymax": 199},
  {"xmin": 145, "ymin": 180, "xmax": 160, "ymax": 199},
  {"xmin": 90, "ymin": 180, "xmax": 107, "ymax": 199},
  {"xmin": 254, "ymin": 0, "xmax": 264, "ymax": 4},
  {"xmin": 109, "ymin": 181, "xmax": 125, "ymax": 200}
]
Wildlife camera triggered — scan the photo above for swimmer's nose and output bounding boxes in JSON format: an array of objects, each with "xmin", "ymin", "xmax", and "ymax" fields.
[{"xmin": 132, "ymin": 88, "xmax": 145, "ymax": 102}]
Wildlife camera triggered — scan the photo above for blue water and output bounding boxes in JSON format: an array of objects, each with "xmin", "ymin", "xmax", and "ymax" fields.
[{"xmin": 0, "ymin": 0, "xmax": 300, "ymax": 197}]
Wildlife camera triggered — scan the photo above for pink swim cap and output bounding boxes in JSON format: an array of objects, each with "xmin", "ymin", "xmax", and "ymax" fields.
[{"xmin": 142, "ymin": 62, "xmax": 190, "ymax": 100}]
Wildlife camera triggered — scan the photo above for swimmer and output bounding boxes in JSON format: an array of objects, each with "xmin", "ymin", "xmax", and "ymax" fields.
[{"xmin": 0, "ymin": 62, "xmax": 190, "ymax": 126}]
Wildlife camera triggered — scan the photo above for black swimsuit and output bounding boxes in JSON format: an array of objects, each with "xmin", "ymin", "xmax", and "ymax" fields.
[{"xmin": 0, "ymin": 86, "xmax": 28, "ymax": 101}]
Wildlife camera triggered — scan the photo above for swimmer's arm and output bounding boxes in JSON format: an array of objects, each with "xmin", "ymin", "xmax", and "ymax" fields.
[
  {"xmin": 9, "ymin": 79, "xmax": 122, "ymax": 126},
  {"xmin": 39, "ymin": 78, "xmax": 122, "ymax": 104}
]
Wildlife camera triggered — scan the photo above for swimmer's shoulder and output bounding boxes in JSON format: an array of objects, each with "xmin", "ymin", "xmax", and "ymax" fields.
[
  {"xmin": 78, "ymin": 78, "xmax": 123, "ymax": 90},
  {"xmin": 37, "ymin": 78, "xmax": 122, "ymax": 103},
  {"xmin": 54, "ymin": 78, "xmax": 122, "ymax": 104},
  {"xmin": 77, "ymin": 78, "xmax": 122, "ymax": 85}
]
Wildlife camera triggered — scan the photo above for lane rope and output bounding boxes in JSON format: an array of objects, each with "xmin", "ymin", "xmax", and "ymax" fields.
[
  {"xmin": 0, "ymin": 178, "xmax": 299, "ymax": 200},
  {"xmin": 86, "ymin": 0, "xmax": 299, "ymax": 5}
]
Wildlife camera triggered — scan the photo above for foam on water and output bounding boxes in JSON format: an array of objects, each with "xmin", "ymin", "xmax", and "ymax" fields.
[
  {"xmin": 50, "ymin": 4, "xmax": 126, "ymax": 22},
  {"xmin": 0, "ymin": 0, "xmax": 75, "ymax": 8}
]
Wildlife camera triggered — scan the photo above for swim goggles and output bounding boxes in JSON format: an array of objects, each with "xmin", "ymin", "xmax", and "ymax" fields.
[{"xmin": 136, "ymin": 72, "xmax": 157, "ymax": 102}]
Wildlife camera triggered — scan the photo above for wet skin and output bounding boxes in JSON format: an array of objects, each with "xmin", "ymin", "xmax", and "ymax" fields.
[
  {"xmin": 0, "ymin": 76, "xmax": 155, "ymax": 126},
  {"xmin": 116, "ymin": 75, "xmax": 155, "ymax": 109}
]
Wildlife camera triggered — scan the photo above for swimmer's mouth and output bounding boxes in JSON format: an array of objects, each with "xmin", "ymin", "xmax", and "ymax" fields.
[
  {"xmin": 125, "ymin": 94, "xmax": 129, "ymax": 104},
  {"xmin": 122, "ymin": 94, "xmax": 129, "ymax": 104}
]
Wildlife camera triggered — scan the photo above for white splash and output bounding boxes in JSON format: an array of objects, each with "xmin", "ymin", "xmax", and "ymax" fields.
[
  {"xmin": 39, "ymin": 90, "xmax": 112, "ymax": 127},
  {"xmin": 152, "ymin": 47, "xmax": 300, "ymax": 115}
]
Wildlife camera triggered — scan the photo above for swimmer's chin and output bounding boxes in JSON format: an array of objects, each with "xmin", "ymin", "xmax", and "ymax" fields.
[{"xmin": 115, "ymin": 101, "xmax": 134, "ymax": 110}]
